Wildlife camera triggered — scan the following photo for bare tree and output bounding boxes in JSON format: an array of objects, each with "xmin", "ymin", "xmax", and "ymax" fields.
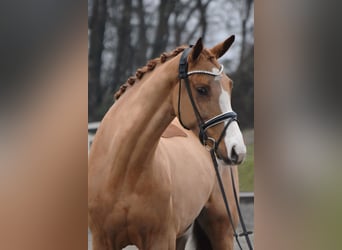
[
  {"xmin": 89, "ymin": 0, "xmax": 107, "ymax": 121},
  {"xmin": 184, "ymin": 0, "xmax": 210, "ymax": 42},
  {"xmin": 88, "ymin": 0, "xmax": 254, "ymax": 128},
  {"xmin": 239, "ymin": 0, "xmax": 253, "ymax": 68},
  {"xmin": 151, "ymin": 1, "xmax": 176, "ymax": 58},
  {"xmin": 135, "ymin": 0, "xmax": 148, "ymax": 67},
  {"xmin": 112, "ymin": 0, "xmax": 133, "ymax": 91}
]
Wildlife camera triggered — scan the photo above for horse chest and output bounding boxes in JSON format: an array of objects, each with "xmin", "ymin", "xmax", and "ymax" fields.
[{"xmin": 104, "ymin": 188, "xmax": 174, "ymax": 247}]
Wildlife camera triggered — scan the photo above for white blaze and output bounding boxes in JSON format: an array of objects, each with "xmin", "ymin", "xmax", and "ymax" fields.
[{"xmin": 213, "ymin": 68, "xmax": 246, "ymax": 163}]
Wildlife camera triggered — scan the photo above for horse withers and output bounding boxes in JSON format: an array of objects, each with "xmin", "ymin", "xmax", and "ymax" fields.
[{"xmin": 88, "ymin": 36, "xmax": 246, "ymax": 250}]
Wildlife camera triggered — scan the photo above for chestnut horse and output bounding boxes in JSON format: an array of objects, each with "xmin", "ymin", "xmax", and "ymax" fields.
[{"xmin": 88, "ymin": 36, "xmax": 246, "ymax": 250}]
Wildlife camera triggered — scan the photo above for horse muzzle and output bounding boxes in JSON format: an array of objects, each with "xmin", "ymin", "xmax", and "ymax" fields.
[
  {"xmin": 199, "ymin": 111, "xmax": 246, "ymax": 165},
  {"xmin": 217, "ymin": 144, "xmax": 246, "ymax": 165}
]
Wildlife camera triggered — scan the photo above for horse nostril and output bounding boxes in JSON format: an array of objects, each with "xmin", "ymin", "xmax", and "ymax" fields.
[
  {"xmin": 231, "ymin": 146, "xmax": 238, "ymax": 163},
  {"xmin": 230, "ymin": 145, "xmax": 246, "ymax": 165}
]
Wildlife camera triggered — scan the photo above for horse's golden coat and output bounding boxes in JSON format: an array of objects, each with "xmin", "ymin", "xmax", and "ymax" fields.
[
  {"xmin": 88, "ymin": 36, "xmax": 244, "ymax": 250},
  {"xmin": 161, "ymin": 124, "xmax": 188, "ymax": 138}
]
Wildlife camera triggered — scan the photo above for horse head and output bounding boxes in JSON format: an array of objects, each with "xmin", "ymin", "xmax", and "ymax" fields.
[{"xmin": 173, "ymin": 36, "xmax": 246, "ymax": 165}]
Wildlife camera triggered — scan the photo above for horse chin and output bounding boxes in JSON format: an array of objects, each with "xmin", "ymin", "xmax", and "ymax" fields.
[
  {"xmin": 222, "ymin": 157, "xmax": 235, "ymax": 166},
  {"xmin": 216, "ymin": 151, "xmax": 234, "ymax": 166}
]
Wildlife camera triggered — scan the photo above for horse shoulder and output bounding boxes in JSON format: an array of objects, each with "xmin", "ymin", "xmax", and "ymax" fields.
[{"xmin": 156, "ymin": 126, "xmax": 216, "ymax": 235}]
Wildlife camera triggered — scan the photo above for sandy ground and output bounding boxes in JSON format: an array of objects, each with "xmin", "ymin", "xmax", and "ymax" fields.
[{"xmin": 88, "ymin": 199, "xmax": 254, "ymax": 250}]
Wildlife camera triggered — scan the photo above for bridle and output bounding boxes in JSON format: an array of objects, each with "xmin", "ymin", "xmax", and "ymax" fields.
[
  {"xmin": 178, "ymin": 47, "xmax": 237, "ymax": 154},
  {"xmin": 178, "ymin": 47, "xmax": 254, "ymax": 250}
]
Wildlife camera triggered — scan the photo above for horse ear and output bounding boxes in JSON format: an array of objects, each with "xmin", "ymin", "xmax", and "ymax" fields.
[
  {"xmin": 190, "ymin": 37, "xmax": 203, "ymax": 61},
  {"xmin": 210, "ymin": 35, "xmax": 235, "ymax": 59}
]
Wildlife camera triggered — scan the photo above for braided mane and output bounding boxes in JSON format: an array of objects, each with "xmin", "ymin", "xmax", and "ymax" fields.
[{"xmin": 114, "ymin": 46, "xmax": 187, "ymax": 100}]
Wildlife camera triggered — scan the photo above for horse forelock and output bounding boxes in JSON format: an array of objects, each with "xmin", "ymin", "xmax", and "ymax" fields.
[{"xmin": 114, "ymin": 46, "xmax": 187, "ymax": 100}]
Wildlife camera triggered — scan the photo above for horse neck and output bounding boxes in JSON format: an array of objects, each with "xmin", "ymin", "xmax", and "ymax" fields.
[{"xmin": 106, "ymin": 56, "xmax": 179, "ymax": 176}]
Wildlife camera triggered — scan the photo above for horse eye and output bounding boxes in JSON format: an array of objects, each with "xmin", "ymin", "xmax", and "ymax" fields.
[{"xmin": 196, "ymin": 87, "xmax": 209, "ymax": 96}]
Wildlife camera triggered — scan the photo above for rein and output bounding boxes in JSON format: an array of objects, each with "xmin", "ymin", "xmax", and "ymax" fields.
[{"xmin": 178, "ymin": 47, "xmax": 253, "ymax": 249}]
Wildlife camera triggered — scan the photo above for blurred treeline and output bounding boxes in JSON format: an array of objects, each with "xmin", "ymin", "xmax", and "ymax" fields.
[{"xmin": 88, "ymin": 0, "xmax": 254, "ymax": 129}]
